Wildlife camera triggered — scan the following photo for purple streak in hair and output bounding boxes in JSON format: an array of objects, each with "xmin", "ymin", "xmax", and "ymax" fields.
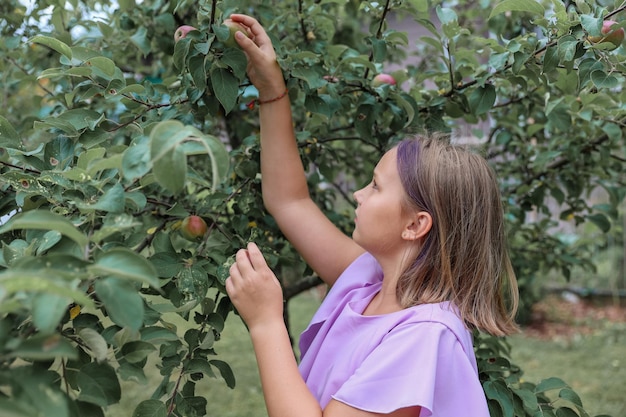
[
  {"xmin": 396, "ymin": 139, "xmax": 427, "ymax": 210},
  {"xmin": 396, "ymin": 138, "xmax": 432, "ymax": 263}
]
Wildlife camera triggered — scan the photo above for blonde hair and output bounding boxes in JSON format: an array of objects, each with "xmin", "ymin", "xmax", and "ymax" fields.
[{"xmin": 395, "ymin": 134, "xmax": 519, "ymax": 336}]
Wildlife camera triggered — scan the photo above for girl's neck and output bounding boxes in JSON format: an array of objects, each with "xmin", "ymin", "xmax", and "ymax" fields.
[
  {"xmin": 363, "ymin": 247, "xmax": 418, "ymax": 316},
  {"xmin": 362, "ymin": 266, "xmax": 402, "ymax": 316},
  {"xmin": 362, "ymin": 287, "xmax": 403, "ymax": 316}
]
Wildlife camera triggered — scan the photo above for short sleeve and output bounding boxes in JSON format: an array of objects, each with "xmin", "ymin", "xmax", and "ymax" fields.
[{"xmin": 331, "ymin": 322, "xmax": 489, "ymax": 417}]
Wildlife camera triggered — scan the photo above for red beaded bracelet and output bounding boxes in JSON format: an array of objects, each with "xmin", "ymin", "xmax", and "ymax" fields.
[{"xmin": 247, "ymin": 89, "xmax": 289, "ymax": 110}]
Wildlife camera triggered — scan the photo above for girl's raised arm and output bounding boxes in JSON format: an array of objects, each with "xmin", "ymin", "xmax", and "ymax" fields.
[{"xmin": 230, "ymin": 14, "xmax": 364, "ymax": 285}]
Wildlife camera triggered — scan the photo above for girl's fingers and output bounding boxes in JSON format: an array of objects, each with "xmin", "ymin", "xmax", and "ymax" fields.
[
  {"xmin": 246, "ymin": 242, "xmax": 268, "ymax": 271},
  {"xmin": 229, "ymin": 14, "xmax": 267, "ymax": 39},
  {"xmin": 229, "ymin": 14, "xmax": 274, "ymax": 53}
]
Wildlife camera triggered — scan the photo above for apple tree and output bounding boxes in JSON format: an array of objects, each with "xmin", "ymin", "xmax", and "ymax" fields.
[{"xmin": 1, "ymin": 0, "xmax": 624, "ymax": 416}]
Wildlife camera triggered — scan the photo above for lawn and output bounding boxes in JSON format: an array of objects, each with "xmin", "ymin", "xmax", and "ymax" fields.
[{"xmin": 107, "ymin": 291, "xmax": 625, "ymax": 417}]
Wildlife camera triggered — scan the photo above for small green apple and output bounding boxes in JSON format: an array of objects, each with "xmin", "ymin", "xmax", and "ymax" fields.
[
  {"xmin": 372, "ymin": 73, "xmax": 396, "ymax": 87},
  {"xmin": 174, "ymin": 25, "xmax": 197, "ymax": 43},
  {"xmin": 589, "ymin": 20, "xmax": 624, "ymax": 50},
  {"xmin": 223, "ymin": 19, "xmax": 250, "ymax": 48},
  {"xmin": 180, "ymin": 215, "xmax": 208, "ymax": 241}
]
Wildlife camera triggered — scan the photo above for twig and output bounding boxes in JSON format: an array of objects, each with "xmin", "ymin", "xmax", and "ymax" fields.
[{"xmin": 364, "ymin": 0, "xmax": 393, "ymax": 80}]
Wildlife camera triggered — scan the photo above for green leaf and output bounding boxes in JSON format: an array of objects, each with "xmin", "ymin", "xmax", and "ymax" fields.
[
  {"xmin": 85, "ymin": 56, "xmax": 116, "ymax": 78},
  {"xmin": 78, "ymin": 328, "xmax": 109, "ymax": 362},
  {"xmin": 35, "ymin": 230, "xmax": 62, "ymax": 255},
  {"xmin": 468, "ymin": 84, "xmax": 496, "ymax": 115},
  {"xmin": 210, "ymin": 359, "xmax": 236, "ymax": 388},
  {"xmin": 91, "ymin": 213, "xmax": 141, "ymax": 243},
  {"xmin": 149, "ymin": 252, "xmax": 184, "ymax": 278},
  {"xmin": 220, "ymin": 48, "xmax": 248, "ymax": 79},
  {"xmin": 390, "ymin": 92, "xmax": 416, "ymax": 128},
  {"xmin": 132, "ymin": 399, "xmax": 167, "ymax": 417},
  {"xmin": 94, "ymin": 277, "xmax": 144, "ymax": 331},
  {"xmin": 555, "ymin": 406, "xmax": 580, "ymax": 417},
  {"xmin": 291, "ymin": 66, "xmax": 327, "ymax": 89},
  {"xmin": 11, "ymin": 370, "xmax": 70, "ymax": 417},
  {"xmin": 0, "ymin": 399, "xmax": 38, "ymax": 417},
  {"xmin": 0, "ymin": 210, "xmax": 89, "ymax": 248},
  {"xmin": 512, "ymin": 387, "xmax": 539, "ymax": 413},
  {"xmin": 558, "ymin": 388, "xmax": 582, "ymax": 407},
  {"xmin": 542, "ymin": 46, "xmax": 558, "ymax": 74},
  {"xmin": 122, "ymin": 139, "xmax": 152, "ymax": 180},
  {"xmin": 130, "ymin": 26, "xmax": 151, "ymax": 56},
  {"xmin": 556, "ymin": 35, "xmax": 578, "ymax": 63},
  {"xmin": 590, "ymin": 70, "xmax": 619, "ymax": 89},
  {"xmin": 121, "ymin": 340, "xmax": 156, "ymax": 363},
  {"xmin": 9, "ymin": 334, "xmax": 77, "ymax": 360},
  {"xmin": 489, "ymin": 0, "xmax": 545, "ymax": 19},
  {"xmin": 90, "ymin": 247, "xmax": 159, "ymax": 288},
  {"xmin": 535, "ymin": 377, "xmax": 568, "ymax": 393},
  {"xmin": 436, "ymin": 6, "xmax": 458, "ymax": 25},
  {"xmin": 0, "ymin": 115, "xmax": 20, "ymax": 146},
  {"xmin": 38, "ymin": 109, "xmax": 104, "ymax": 134},
  {"xmin": 77, "ymin": 147, "xmax": 106, "ymax": 170},
  {"xmin": 140, "ymin": 326, "xmax": 179, "ymax": 343},
  {"xmin": 118, "ymin": 360, "xmax": 148, "ymax": 384},
  {"xmin": 369, "ymin": 37, "xmax": 387, "ymax": 62},
  {"xmin": 77, "ymin": 183, "xmax": 125, "ymax": 213},
  {"xmin": 189, "ymin": 54, "xmax": 207, "ymax": 91},
  {"xmin": 185, "ymin": 358, "xmax": 216, "ymax": 377},
  {"xmin": 0, "ymin": 270, "xmax": 94, "ymax": 311},
  {"xmin": 587, "ymin": 213, "xmax": 611, "ymax": 233},
  {"xmin": 150, "ymin": 120, "xmax": 229, "ymax": 194},
  {"xmin": 30, "ymin": 35, "xmax": 72, "ymax": 59},
  {"xmin": 32, "ymin": 293, "xmax": 72, "ymax": 334},
  {"xmin": 172, "ymin": 37, "xmax": 192, "ymax": 70},
  {"xmin": 150, "ymin": 123, "xmax": 188, "ymax": 194},
  {"xmin": 77, "ymin": 362, "xmax": 122, "ymax": 407},
  {"xmin": 305, "ymin": 95, "xmax": 331, "ymax": 119},
  {"xmin": 210, "ymin": 67, "xmax": 239, "ymax": 114},
  {"xmin": 483, "ymin": 380, "xmax": 514, "ymax": 417}
]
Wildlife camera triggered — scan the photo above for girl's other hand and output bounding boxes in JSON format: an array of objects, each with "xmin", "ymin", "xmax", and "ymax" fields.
[
  {"xmin": 228, "ymin": 14, "xmax": 286, "ymax": 101},
  {"xmin": 225, "ymin": 242, "xmax": 284, "ymax": 329}
]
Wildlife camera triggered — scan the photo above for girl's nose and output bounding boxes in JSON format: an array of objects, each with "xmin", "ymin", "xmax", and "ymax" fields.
[{"xmin": 353, "ymin": 188, "xmax": 362, "ymax": 204}]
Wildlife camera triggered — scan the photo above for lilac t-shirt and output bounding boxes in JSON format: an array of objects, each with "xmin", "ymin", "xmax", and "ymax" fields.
[{"xmin": 298, "ymin": 252, "xmax": 489, "ymax": 416}]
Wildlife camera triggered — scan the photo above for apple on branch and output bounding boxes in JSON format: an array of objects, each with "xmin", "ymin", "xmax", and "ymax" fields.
[
  {"xmin": 222, "ymin": 18, "xmax": 251, "ymax": 48},
  {"xmin": 372, "ymin": 73, "xmax": 397, "ymax": 87},
  {"xmin": 179, "ymin": 215, "xmax": 208, "ymax": 241},
  {"xmin": 174, "ymin": 25, "xmax": 198, "ymax": 43},
  {"xmin": 589, "ymin": 20, "xmax": 625, "ymax": 50}
]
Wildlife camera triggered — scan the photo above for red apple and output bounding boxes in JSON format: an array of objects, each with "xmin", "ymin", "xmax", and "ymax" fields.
[
  {"xmin": 589, "ymin": 20, "xmax": 624, "ymax": 50},
  {"xmin": 372, "ymin": 73, "xmax": 396, "ymax": 87},
  {"xmin": 223, "ymin": 19, "xmax": 250, "ymax": 48},
  {"xmin": 180, "ymin": 215, "xmax": 208, "ymax": 241},
  {"xmin": 174, "ymin": 25, "xmax": 197, "ymax": 43}
]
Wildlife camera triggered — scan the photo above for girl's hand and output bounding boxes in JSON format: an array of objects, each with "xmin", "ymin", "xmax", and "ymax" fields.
[
  {"xmin": 229, "ymin": 14, "xmax": 286, "ymax": 101},
  {"xmin": 225, "ymin": 242, "xmax": 284, "ymax": 329}
]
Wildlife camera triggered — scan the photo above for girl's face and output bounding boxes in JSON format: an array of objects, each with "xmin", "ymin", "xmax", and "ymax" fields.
[{"xmin": 352, "ymin": 147, "xmax": 412, "ymax": 256}]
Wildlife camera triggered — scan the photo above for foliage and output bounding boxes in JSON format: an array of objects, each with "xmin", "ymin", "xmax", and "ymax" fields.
[{"xmin": 1, "ymin": 0, "xmax": 625, "ymax": 416}]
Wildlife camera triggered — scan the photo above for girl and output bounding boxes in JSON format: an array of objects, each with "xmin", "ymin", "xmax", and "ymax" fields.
[{"xmin": 225, "ymin": 14, "xmax": 519, "ymax": 417}]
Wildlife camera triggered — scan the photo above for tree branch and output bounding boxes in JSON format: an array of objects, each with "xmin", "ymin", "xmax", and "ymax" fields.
[
  {"xmin": 364, "ymin": 0, "xmax": 393, "ymax": 80},
  {"xmin": 283, "ymin": 274, "xmax": 323, "ymax": 300}
]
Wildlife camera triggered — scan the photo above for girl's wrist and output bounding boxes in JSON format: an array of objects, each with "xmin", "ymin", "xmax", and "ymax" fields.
[
  {"xmin": 258, "ymin": 88, "xmax": 288, "ymax": 104},
  {"xmin": 248, "ymin": 87, "xmax": 289, "ymax": 110},
  {"xmin": 247, "ymin": 315, "xmax": 285, "ymax": 336}
]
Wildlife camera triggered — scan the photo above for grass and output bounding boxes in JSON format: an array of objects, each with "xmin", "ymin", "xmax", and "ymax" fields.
[
  {"xmin": 507, "ymin": 295, "xmax": 626, "ymax": 417},
  {"xmin": 508, "ymin": 329, "xmax": 625, "ymax": 417},
  {"xmin": 107, "ymin": 291, "xmax": 625, "ymax": 417}
]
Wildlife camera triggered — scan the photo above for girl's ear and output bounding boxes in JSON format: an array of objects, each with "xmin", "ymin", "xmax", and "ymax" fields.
[{"xmin": 401, "ymin": 211, "xmax": 432, "ymax": 241}]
